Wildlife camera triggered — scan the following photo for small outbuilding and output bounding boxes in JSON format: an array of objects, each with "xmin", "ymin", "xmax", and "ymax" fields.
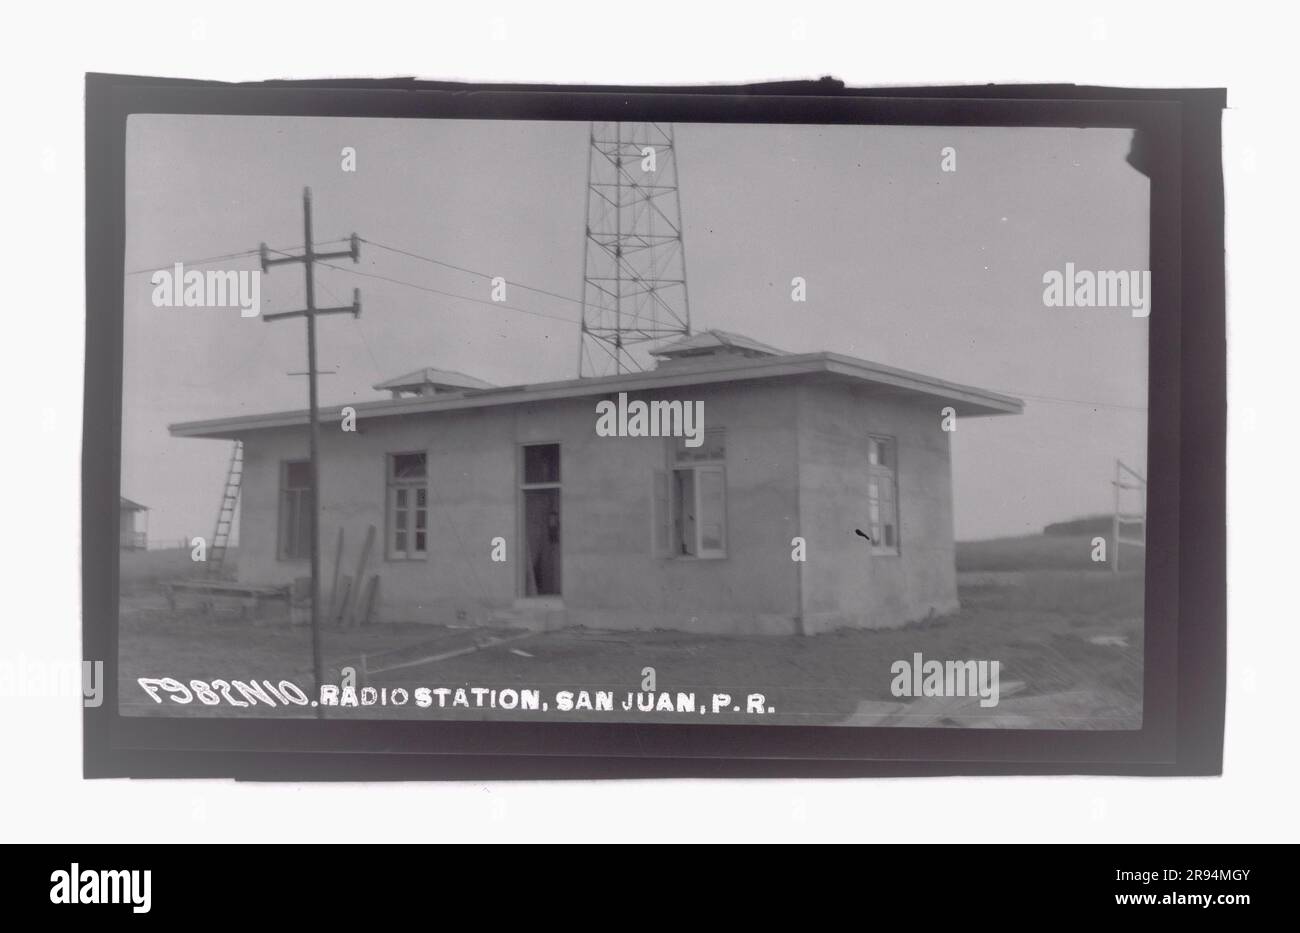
[{"xmin": 119, "ymin": 496, "xmax": 149, "ymax": 551}]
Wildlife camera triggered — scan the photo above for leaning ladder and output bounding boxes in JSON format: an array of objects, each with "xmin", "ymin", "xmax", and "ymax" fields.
[
  {"xmin": 1111, "ymin": 458, "xmax": 1147, "ymax": 573},
  {"xmin": 208, "ymin": 441, "xmax": 243, "ymax": 577}
]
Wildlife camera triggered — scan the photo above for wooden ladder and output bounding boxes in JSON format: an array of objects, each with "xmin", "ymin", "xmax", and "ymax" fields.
[{"xmin": 208, "ymin": 440, "xmax": 243, "ymax": 577}]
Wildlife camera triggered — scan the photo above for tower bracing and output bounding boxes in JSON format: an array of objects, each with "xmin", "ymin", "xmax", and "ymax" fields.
[{"xmin": 578, "ymin": 122, "xmax": 691, "ymax": 377}]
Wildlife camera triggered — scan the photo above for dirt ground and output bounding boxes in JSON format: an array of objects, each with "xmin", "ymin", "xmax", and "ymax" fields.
[{"xmin": 118, "ymin": 551, "xmax": 1144, "ymax": 728}]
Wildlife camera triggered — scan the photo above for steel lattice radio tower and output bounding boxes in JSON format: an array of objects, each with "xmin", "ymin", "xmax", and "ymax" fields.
[{"xmin": 578, "ymin": 122, "xmax": 692, "ymax": 377}]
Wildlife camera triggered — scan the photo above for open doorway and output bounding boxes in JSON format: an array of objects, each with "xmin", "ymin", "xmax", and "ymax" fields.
[{"xmin": 520, "ymin": 444, "xmax": 561, "ymax": 597}]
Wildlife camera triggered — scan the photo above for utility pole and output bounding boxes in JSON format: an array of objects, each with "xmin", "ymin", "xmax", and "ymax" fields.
[{"xmin": 259, "ymin": 187, "xmax": 361, "ymax": 714}]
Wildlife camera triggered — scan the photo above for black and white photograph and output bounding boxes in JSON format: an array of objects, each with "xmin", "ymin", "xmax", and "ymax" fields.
[
  {"xmin": 118, "ymin": 114, "xmax": 1149, "ymax": 730},
  {"xmin": 16, "ymin": 0, "xmax": 1298, "ymax": 864}
]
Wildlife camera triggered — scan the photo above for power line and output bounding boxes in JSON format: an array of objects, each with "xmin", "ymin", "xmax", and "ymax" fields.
[
  {"xmin": 133, "ymin": 237, "xmax": 1146, "ymax": 413},
  {"xmin": 126, "ymin": 249, "xmax": 258, "ymax": 276},
  {"xmin": 286, "ymin": 247, "xmax": 1149, "ymax": 410},
  {"xmin": 362, "ymin": 238, "xmax": 585, "ymax": 309},
  {"xmin": 330, "ymin": 243, "xmax": 1144, "ymax": 411},
  {"xmin": 318, "ymin": 276, "xmax": 386, "ymax": 382},
  {"xmin": 125, "ymin": 240, "xmax": 348, "ymax": 277},
  {"xmin": 992, "ymin": 389, "xmax": 1147, "ymax": 413},
  {"xmin": 315, "ymin": 258, "xmax": 582, "ymax": 327}
]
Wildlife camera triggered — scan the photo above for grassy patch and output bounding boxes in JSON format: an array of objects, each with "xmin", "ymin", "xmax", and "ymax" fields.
[{"xmin": 957, "ymin": 533, "xmax": 1145, "ymax": 573}]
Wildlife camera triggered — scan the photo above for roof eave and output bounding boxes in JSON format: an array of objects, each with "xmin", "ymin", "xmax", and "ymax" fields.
[
  {"xmin": 820, "ymin": 355, "xmax": 1023, "ymax": 416},
  {"xmin": 168, "ymin": 352, "xmax": 1022, "ymax": 439}
]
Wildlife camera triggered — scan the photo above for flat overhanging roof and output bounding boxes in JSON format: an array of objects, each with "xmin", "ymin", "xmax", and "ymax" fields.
[{"xmin": 169, "ymin": 351, "xmax": 1023, "ymax": 440}]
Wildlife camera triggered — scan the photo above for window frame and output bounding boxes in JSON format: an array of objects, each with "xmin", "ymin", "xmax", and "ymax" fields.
[
  {"xmin": 669, "ymin": 428, "xmax": 728, "ymax": 560},
  {"xmin": 386, "ymin": 450, "xmax": 429, "ymax": 562},
  {"xmin": 518, "ymin": 442, "xmax": 563, "ymax": 598},
  {"xmin": 277, "ymin": 459, "xmax": 312, "ymax": 561},
  {"xmin": 866, "ymin": 434, "xmax": 900, "ymax": 556},
  {"xmin": 520, "ymin": 442, "xmax": 562, "ymax": 490}
]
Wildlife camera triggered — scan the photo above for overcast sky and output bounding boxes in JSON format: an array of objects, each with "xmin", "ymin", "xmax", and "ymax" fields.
[{"xmin": 122, "ymin": 115, "xmax": 1148, "ymax": 543}]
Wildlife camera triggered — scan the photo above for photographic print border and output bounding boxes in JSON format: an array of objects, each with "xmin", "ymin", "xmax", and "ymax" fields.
[{"xmin": 84, "ymin": 75, "xmax": 1224, "ymax": 779}]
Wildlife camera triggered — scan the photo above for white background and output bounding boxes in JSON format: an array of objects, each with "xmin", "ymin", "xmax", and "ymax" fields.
[{"xmin": 0, "ymin": 0, "xmax": 1291, "ymax": 842}]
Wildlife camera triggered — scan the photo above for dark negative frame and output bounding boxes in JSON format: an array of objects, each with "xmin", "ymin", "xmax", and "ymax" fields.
[{"xmin": 84, "ymin": 74, "xmax": 1225, "ymax": 779}]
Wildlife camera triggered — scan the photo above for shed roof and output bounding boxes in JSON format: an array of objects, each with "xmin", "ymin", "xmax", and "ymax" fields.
[
  {"xmin": 120, "ymin": 496, "xmax": 148, "ymax": 512},
  {"xmin": 170, "ymin": 349, "xmax": 1023, "ymax": 440}
]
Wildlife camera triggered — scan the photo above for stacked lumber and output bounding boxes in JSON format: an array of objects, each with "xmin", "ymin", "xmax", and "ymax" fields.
[{"xmin": 326, "ymin": 524, "xmax": 381, "ymax": 628}]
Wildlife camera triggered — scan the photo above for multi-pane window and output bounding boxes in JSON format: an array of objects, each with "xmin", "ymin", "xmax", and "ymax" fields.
[
  {"xmin": 387, "ymin": 451, "xmax": 428, "ymax": 560},
  {"xmin": 669, "ymin": 428, "xmax": 727, "ymax": 559},
  {"xmin": 278, "ymin": 460, "xmax": 312, "ymax": 560},
  {"xmin": 867, "ymin": 435, "xmax": 898, "ymax": 554}
]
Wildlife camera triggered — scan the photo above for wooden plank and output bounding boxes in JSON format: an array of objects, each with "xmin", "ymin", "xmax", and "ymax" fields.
[
  {"xmin": 331, "ymin": 576, "xmax": 353, "ymax": 627},
  {"xmin": 167, "ymin": 580, "xmax": 291, "ymax": 598},
  {"xmin": 360, "ymin": 575, "xmax": 380, "ymax": 626},
  {"xmin": 342, "ymin": 525, "xmax": 376, "ymax": 628}
]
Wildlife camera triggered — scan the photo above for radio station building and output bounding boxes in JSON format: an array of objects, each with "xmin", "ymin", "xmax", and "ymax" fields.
[{"xmin": 170, "ymin": 331, "xmax": 1021, "ymax": 635}]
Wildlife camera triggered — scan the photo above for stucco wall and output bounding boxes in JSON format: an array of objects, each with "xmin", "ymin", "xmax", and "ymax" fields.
[
  {"xmin": 795, "ymin": 381, "xmax": 959, "ymax": 634},
  {"xmin": 235, "ymin": 380, "xmax": 802, "ymax": 634},
  {"xmin": 237, "ymin": 407, "xmax": 519, "ymax": 623}
]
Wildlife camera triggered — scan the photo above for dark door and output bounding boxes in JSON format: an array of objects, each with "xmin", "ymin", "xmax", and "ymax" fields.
[{"xmin": 523, "ymin": 487, "xmax": 561, "ymax": 596}]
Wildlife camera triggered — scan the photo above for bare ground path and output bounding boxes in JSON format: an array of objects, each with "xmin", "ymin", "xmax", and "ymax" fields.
[{"xmin": 119, "ymin": 569, "xmax": 1143, "ymax": 729}]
